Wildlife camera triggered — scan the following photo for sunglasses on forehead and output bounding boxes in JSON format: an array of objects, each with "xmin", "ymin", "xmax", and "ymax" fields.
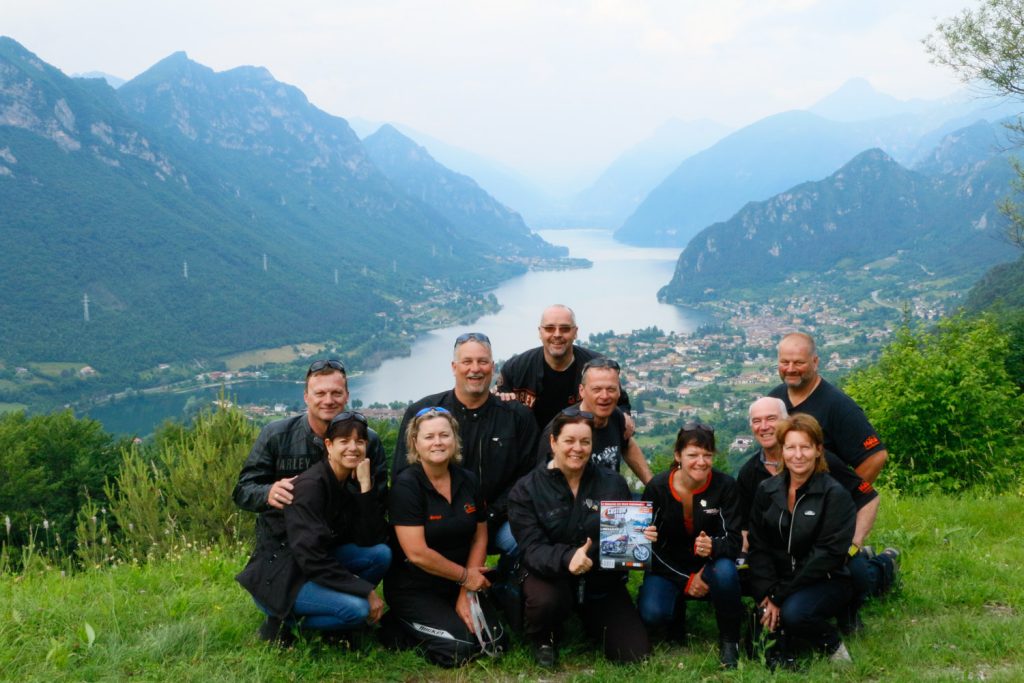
[
  {"xmin": 454, "ymin": 332, "xmax": 491, "ymax": 348},
  {"xmin": 415, "ymin": 406, "xmax": 452, "ymax": 418},
  {"xmin": 306, "ymin": 359, "xmax": 346, "ymax": 376},
  {"xmin": 329, "ymin": 410, "xmax": 367, "ymax": 426},
  {"xmin": 681, "ymin": 421, "xmax": 714, "ymax": 434},
  {"xmin": 582, "ymin": 357, "xmax": 620, "ymax": 373}
]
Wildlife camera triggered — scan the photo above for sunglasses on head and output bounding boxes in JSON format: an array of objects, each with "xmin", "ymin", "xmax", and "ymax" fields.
[
  {"xmin": 415, "ymin": 406, "xmax": 452, "ymax": 418},
  {"xmin": 454, "ymin": 332, "xmax": 491, "ymax": 348},
  {"xmin": 582, "ymin": 357, "xmax": 620, "ymax": 373},
  {"xmin": 329, "ymin": 410, "xmax": 367, "ymax": 426},
  {"xmin": 306, "ymin": 359, "xmax": 346, "ymax": 376},
  {"xmin": 681, "ymin": 421, "xmax": 714, "ymax": 434}
]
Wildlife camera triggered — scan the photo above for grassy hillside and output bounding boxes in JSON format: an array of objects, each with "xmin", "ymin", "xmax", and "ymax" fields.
[{"xmin": 2, "ymin": 493, "xmax": 1022, "ymax": 681}]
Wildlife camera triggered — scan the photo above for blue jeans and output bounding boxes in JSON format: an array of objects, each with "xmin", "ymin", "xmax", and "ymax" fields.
[
  {"xmin": 257, "ymin": 542, "xmax": 391, "ymax": 631},
  {"xmin": 638, "ymin": 558, "xmax": 743, "ymax": 641},
  {"xmin": 778, "ymin": 579, "xmax": 851, "ymax": 652},
  {"xmin": 493, "ymin": 520, "xmax": 518, "ymax": 557}
]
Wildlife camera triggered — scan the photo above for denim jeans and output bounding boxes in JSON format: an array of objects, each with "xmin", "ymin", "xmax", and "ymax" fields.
[
  {"xmin": 778, "ymin": 579, "xmax": 851, "ymax": 652},
  {"xmin": 257, "ymin": 542, "xmax": 391, "ymax": 631},
  {"xmin": 638, "ymin": 557, "xmax": 743, "ymax": 641}
]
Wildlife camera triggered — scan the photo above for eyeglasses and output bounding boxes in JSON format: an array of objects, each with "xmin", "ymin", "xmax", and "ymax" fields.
[
  {"xmin": 681, "ymin": 421, "xmax": 714, "ymax": 434},
  {"xmin": 539, "ymin": 324, "xmax": 576, "ymax": 334},
  {"xmin": 582, "ymin": 357, "xmax": 620, "ymax": 373},
  {"xmin": 454, "ymin": 332, "xmax": 491, "ymax": 348},
  {"xmin": 329, "ymin": 410, "xmax": 367, "ymax": 426},
  {"xmin": 415, "ymin": 406, "xmax": 452, "ymax": 418},
  {"xmin": 306, "ymin": 359, "xmax": 346, "ymax": 377}
]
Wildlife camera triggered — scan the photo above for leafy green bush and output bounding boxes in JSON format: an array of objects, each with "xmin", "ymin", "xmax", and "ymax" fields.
[
  {"xmin": 844, "ymin": 314, "xmax": 1024, "ymax": 493},
  {"xmin": 109, "ymin": 402, "xmax": 258, "ymax": 561},
  {"xmin": 0, "ymin": 410, "xmax": 125, "ymax": 550}
]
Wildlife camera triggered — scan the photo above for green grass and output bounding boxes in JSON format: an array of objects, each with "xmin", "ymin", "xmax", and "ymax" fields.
[
  {"xmin": 2, "ymin": 493, "xmax": 1022, "ymax": 682},
  {"xmin": 28, "ymin": 362, "xmax": 87, "ymax": 378},
  {"xmin": 0, "ymin": 402, "xmax": 28, "ymax": 413}
]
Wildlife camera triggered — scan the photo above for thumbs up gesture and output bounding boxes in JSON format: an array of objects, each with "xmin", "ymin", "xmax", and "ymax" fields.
[{"xmin": 569, "ymin": 537, "xmax": 594, "ymax": 575}]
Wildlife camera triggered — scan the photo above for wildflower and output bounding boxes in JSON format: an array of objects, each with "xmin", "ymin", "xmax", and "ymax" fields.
[
  {"xmin": 43, "ymin": 519, "xmax": 50, "ymax": 531},
  {"xmin": 4, "ymin": 515, "xmax": 10, "ymax": 535}
]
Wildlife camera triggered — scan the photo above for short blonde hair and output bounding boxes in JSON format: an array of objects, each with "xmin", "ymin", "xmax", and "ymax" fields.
[
  {"xmin": 776, "ymin": 414, "xmax": 829, "ymax": 475},
  {"xmin": 405, "ymin": 408, "xmax": 463, "ymax": 466}
]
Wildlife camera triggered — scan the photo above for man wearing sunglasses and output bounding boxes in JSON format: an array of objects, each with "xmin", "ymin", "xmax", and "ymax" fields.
[
  {"xmin": 393, "ymin": 333, "xmax": 539, "ymax": 559},
  {"xmin": 496, "ymin": 304, "xmax": 631, "ymax": 431},
  {"xmin": 537, "ymin": 357, "xmax": 653, "ymax": 486},
  {"xmin": 233, "ymin": 359, "xmax": 389, "ymax": 527}
]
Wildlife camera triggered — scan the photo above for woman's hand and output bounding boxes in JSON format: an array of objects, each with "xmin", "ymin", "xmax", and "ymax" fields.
[
  {"xmin": 354, "ymin": 458, "xmax": 372, "ymax": 493},
  {"xmin": 366, "ymin": 590, "xmax": 384, "ymax": 624},
  {"xmin": 569, "ymin": 537, "xmax": 594, "ymax": 575},
  {"xmin": 642, "ymin": 525, "xmax": 658, "ymax": 543},
  {"xmin": 694, "ymin": 530, "xmax": 712, "ymax": 557},
  {"xmin": 759, "ymin": 597, "xmax": 781, "ymax": 632},
  {"xmin": 461, "ymin": 566, "xmax": 491, "ymax": 592},
  {"xmin": 455, "ymin": 589, "xmax": 474, "ymax": 632},
  {"xmin": 685, "ymin": 566, "xmax": 709, "ymax": 598}
]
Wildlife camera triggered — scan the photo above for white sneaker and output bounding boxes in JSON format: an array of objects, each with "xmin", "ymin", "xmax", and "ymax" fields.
[{"xmin": 829, "ymin": 641, "xmax": 852, "ymax": 663}]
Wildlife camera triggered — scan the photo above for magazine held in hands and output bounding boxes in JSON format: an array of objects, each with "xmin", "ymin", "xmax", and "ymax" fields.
[{"xmin": 598, "ymin": 500, "xmax": 653, "ymax": 570}]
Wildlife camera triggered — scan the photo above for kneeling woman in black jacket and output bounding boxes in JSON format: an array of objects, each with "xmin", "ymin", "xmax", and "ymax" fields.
[
  {"xmin": 638, "ymin": 422, "xmax": 744, "ymax": 668},
  {"xmin": 748, "ymin": 414, "xmax": 856, "ymax": 664},
  {"xmin": 508, "ymin": 412, "xmax": 654, "ymax": 667},
  {"xmin": 237, "ymin": 412, "xmax": 391, "ymax": 641}
]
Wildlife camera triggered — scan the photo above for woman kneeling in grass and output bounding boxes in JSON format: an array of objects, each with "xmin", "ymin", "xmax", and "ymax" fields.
[
  {"xmin": 747, "ymin": 413, "xmax": 856, "ymax": 667},
  {"xmin": 236, "ymin": 412, "xmax": 390, "ymax": 644}
]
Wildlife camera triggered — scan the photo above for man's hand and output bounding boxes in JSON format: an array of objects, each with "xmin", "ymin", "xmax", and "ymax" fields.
[
  {"xmin": 455, "ymin": 589, "xmax": 473, "ymax": 632},
  {"xmin": 267, "ymin": 477, "xmax": 297, "ymax": 509},
  {"xmin": 495, "ymin": 391, "xmax": 516, "ymax": 402},
  {"xmin": 569, "ymin": 537, "xmax": 594, "ymax": 575},
  {"xmin": 623, "ymin": 412, "xmax": 636, "ymax": 440}
]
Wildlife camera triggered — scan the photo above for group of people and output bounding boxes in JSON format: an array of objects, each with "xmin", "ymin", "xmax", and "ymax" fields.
[{"xmin": 232, "ymin": 306, "xmax": 900, "ymax": 670}]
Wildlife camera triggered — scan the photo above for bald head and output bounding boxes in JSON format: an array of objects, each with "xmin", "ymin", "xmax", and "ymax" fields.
[
  {"xmin": 538, "ymin": 304, "xmax": 578, "ymax": 369},
  {"xmin": 749, "ymin": 396, "xmax": 788, "ymax": 452},
  {"xmin": 777, "ymin": 332, "xmax": 819, "ymax": 391}
]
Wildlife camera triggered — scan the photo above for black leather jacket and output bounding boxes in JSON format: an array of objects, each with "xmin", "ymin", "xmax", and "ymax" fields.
[
  {"xmin": 233, "ymin": 413, "xmax": 388, "ymax": 544},
  {"xmin": 235, "ymin": 459, "xmax": 388, "ymax": 618},
  {"xmin": 747, "ymin": 470, "xmax": 855, "ymax": 605}
]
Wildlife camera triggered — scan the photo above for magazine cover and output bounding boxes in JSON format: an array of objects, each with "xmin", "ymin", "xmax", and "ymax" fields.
[{"xmin": 598, "ymin": 500, "xmax": 653, "ymax": 570}]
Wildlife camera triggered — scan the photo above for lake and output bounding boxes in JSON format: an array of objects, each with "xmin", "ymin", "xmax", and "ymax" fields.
[{"xmin": 86, "ymin": 229, "xmax": 708, "ymax": 434}]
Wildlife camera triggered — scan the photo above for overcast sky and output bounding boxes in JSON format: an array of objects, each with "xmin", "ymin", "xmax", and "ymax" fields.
[{"xmin": 5, "ymin": 0, "xmax": 976, "ymax": 188}]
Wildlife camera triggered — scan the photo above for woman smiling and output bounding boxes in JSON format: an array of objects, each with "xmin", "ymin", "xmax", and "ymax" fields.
[{"xmin": 747, "ymin": 413, "xmax": 857, "ymax": 667}]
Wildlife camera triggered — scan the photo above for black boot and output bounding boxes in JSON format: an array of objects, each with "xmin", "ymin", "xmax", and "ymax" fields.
[
  {"xmin": 257, "ymin": 617, "xmax": 295, "ymax": 647},
  {"xmin": 531, "ymin": 635, "xmax": 557, "ymax": 669},
  {"xmin": 719, "ymin": 639, "xmax": 740, "ymax": 669}
]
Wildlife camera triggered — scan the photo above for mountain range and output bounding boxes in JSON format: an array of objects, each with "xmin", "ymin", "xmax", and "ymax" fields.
[
  {"xmin": 0, "ymin": 37, "xmax": 556, "ymax": 378},
  {"xmin": 658, "ymin": 118, "xmax": 1020, "ymax": 304}
]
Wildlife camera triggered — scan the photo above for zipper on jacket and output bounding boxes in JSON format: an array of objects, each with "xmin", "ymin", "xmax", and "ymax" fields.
[{"xmin": 786, "ymin": 493, "xmax": 807, "ymax": 572}]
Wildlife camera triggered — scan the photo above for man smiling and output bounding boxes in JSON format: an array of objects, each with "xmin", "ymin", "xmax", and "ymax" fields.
[
  {"xmin": 497, "ymin": 304, "xmax": 630, "ymax": 429},
  {"xmin": 769, "ymin": 332, "xmax": 888, "ymax": 483},
  {"xmin": 537, "ymin": 358, "xmax": 652, "ymax": 486},
  {"xmin": 392, "ymin": 332, "xmax": 538, "ymax": 555}
]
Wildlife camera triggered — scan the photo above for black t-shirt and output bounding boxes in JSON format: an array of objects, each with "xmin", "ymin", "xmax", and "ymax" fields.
[
  {"xmin": 537, "ymin": 403, "xmax": 629, "ymax": 472},
  {"xmin": 768, "ymin": 378, "xmax": 885, "ymax": 469},
  {"xmin": 385, "ymin": 463, "xmax": 487, "ymax": 595},
  {"xmin": 532, "ymin": 359, "xmax": 581, "ymax": 430},
  {"xmin": 735, "ymin": 447, "xmax": 878, "ymax": 530}
]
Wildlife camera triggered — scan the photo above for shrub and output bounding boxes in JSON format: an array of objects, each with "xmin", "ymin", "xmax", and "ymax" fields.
[
  {"xmin": 844, "ymin": 314, "xmax": 1024, "ymax": 493},
  {"xmin": 109, "ymin": 401, "xmax": 258, "ymax": 561}
]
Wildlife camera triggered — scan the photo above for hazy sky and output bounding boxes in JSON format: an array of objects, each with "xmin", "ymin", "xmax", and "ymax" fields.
[{"xmin": 5, "ymin": 0, "xmax": 976, "ymax": 188}]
